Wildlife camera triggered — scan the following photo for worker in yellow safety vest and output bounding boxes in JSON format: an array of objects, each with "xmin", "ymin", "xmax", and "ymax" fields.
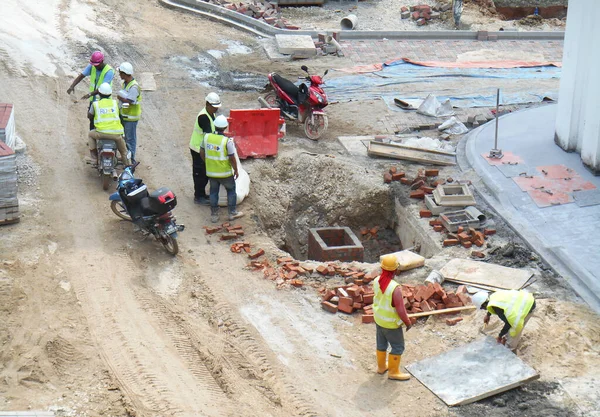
[
  {"xmin": 67, "ymin": 51, "xmax": 115, "ymax": 130},
  {"xmin": 87, "ymin": 83, "xmax": 130, "ymax": 167},
  {"xmin": 189, "ymin": 92, "xmax": 221, "ymax": 206},
  {"xmin": 472, "ymin": 290, "xmax": 536, "ymax": 351},
  {"xmin": 373, "ymin": 254, "xmax": 413, "ymax": 381},
  {"xmin": 116, "ymin": 62, "xmax": 142, "ymax": 163},
  {"xmin": 200, "ymin": 115, "xmax": 243, "ymax": 224}
]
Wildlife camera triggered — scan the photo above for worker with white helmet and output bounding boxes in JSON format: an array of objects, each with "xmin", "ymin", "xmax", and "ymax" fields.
[
  {"xmin": 372, "ymin": 254, "xmax": 413, "ymax": 381},
  {"xmin": 200, "ymin": 115, "xmax": 243, "ymax": 223},
  {"xmin": 116, "ymin": 62, "xmax": 142, "ymax": 163},
  {"xmin": 472, "ymin": 289, "xmax": 536, "ymax": 351},
  {"xmin": 67, "ymin": 50, "xmax": 115, "ymax": 130},
  {"xmin": 87, "ymin": 83, "xmax": 130, "ymax": 166},
  {"xmin": 189, "ymin": 92, "xmax": 222, "ymax": 206}
]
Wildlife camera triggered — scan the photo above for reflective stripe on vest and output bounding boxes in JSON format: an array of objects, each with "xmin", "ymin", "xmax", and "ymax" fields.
[
  {"xmin": 90, "ymin": 65, "xmax": 113, "ymax": 102},
  {"xmin": 487, "ymin": 290, "xmax": 535, "ymax": 337},
  {"xmin": 204, "ymin": 133, "xmax": 233, "ymax": 178},
  {"xmin": 189, "ymin": 108, "xmax": 214, "ymax": 153},
  {"xmin": 93, "ymin": 99, "xmax": 124, "ymax": 135},
  {"xmin": 120, "ymin": 79, "xmax": 142, "ymax": 121},
  {"xmin": 373, "ymin": 277, "xmax": 401, "ymax": 329}
]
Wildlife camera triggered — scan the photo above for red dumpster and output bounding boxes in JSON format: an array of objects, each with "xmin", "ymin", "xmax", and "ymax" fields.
[{"xmin": 227, "ymin": 108, "xmax": 284, "ymax": 159}]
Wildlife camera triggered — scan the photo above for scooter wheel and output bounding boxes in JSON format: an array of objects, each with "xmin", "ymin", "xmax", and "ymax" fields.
[
  {"xmin": 111, "ymin": 200, "xmax": 132, "ymax": 221},
  {"xmin": 304, "ymin": 114, "xmax": 328, "ymax": 140},
  {"xmin": 161, "ymin": 234, "xmax": 179, "ymax": 255},
  {"xmin": 264, "ymin": 92, "xmax": 279, "ymax": 108}
]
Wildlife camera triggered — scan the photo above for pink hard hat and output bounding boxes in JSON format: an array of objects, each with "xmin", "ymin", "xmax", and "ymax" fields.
[{"xmin": 90, "ymin": 51, "xmax": 104, "ymax": 66}]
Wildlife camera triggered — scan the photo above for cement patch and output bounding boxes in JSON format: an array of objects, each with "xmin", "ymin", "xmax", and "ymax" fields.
[
  {"xmin": 275, "ymin": 34, "xmax": 316, "ymax": 57},
  {"xmin": 406, "ymin": 336, "xmax": 539, "ymax": 406}
]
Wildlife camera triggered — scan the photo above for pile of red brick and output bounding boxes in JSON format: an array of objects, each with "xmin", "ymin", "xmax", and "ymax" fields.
[
  {"xmin": 321, "ymin": 283, "xmax": 377, "ymax": 324},
  {"xmin": 383, "ymin": 166, "xmax": 446, "ymax": 199},
  {"xmin": 400, "ymin": 4, "xmax": 442, "ymax": 26},
  {"xmin": 427, "ymin": 221, "xmax": 496, "ymax": 258},
  {"xmin": 216, "ymin": 0, "xmax": 300, "ymax": 30}
]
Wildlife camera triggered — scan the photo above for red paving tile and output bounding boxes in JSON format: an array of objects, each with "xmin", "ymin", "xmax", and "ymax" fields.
[
  {"xmin": 481, "ymin": 151, "xmax": 524, "ymax": 166},
  {"xmin": 527, "ymin": 189, "xmax": 574, "ymax": 208},
  {"xmin": 537, "ymin": 164, "xmax": 579, "ymax": 179},
  {"xmin": 513, "ymin": 175, "xmax": 595, "ymax": 194}
]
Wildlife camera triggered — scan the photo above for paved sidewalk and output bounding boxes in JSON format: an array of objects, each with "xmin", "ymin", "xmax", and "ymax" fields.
[
  {"xmin": 463, "ymin": 104, "xmax": 600, "ymax": 313},
  {"xmin": 340, "ymin": 39, "xmax": 564, "ymax": 65}
]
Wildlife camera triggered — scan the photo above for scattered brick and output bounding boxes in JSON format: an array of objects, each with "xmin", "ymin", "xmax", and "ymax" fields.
[
  {"xmin": 471, "ymin": 251, "xmax": 485, "ymax": 258},
  {"xmin": 462, "ymin": 241, "xmax": 472, "ymax": 248},
  {"xmin": 290, "ymin": 279, "xmax": 304, "ymax": 287},
  {"xmin": 433, "ymin": 225, "xmax": 444, "ymax": 232},
  {"xmin": 323, "ymin": 290, "xmax": 336, "ymax": 302},
  {"xmin": 419, "ymin": 209, "xmax": 433, "ymax": 218},
  {"xmin": 484, "ymin": 229, "xmax": 497, "ymax": 236},
  {"xmin": 392, "ymin": 172, "xmax": 405, "ymax": 181},
  {"xmin": 220, "ymin": 233, "xmax": 238, "ymax": 240},
  {"xmin": 316, "ymin": 265, "xmax": 328, "ymax": 275},
  {"xmin": 338, "ymin": 297, "xmax": 354, "ymax": 314},
  {"xmin": 410, "ymin": 190, "xmax": 425, "ymax": 199},
  {"xmin": 362, "ymin": 314, "xmax": 374, "ymax": 324},
  {"xmin": 425, "ymin": 169, "xmax": 439, "ymax": 177},
  {"xmin": 384, "ymin": 173, "xmax": 392, "ymax": 183},
  {"xmin": 322, "ymin": 301, "xmax": 338, "ymax": 314},
  {"xmin": 446, "ymin": 317, "xmax": 463, "ymax": 326},
  {"xmin": 429, "ymin": 219, "xmax": 442, "ymax": 226},
  {"xmin": 457, "ymin": 293, "xmax": 471, "ymax": 305},
  {"xmin": 363, "ymin": 293, "xmax": 374, "ymax": 305},
  {"xmin": 390, "ymin": 166, "xmax": 397, "ymax": 174},
  {"xmin": 420, "ymin": 186, "xmax": 435, "ymax": 194},
  {"xmin": 443, "ymin": 239, "xmax": 460, "ymax": 247},
  {"xmin": 277, "ymin": 257, "xmax": 292, "ymax": 264},
  {"xmin": 248, "ymin": 249, "xmax": 265, "ymax": 259},
  {"xmin": 360, "ymin": 227, "xmax": 369, "ymax": 235},
  {"xmin": 285, "ymin": 271, "xmax": 298, "ymax": 280}
]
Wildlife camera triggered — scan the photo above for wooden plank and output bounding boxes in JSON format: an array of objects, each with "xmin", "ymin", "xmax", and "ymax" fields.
[
  {"xmin": 408, "ymin": 305, "xmax": 475, "ymax": 318},
  {"xmin": 439, "ymin": 258, "xmax": 533, "ymax": 290},
  {"xmin": 445, "ymin": 279, "xmax": 502, "ymax": 292},
  {"xmin": 367, "ymin": 141, "xmax": 457, "ymax": 166}
]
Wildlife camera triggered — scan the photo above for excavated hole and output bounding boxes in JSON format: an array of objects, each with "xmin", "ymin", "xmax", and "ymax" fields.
[{"xmin": 250, "ymin": 153, "xmax": 405, "ymax": 263}]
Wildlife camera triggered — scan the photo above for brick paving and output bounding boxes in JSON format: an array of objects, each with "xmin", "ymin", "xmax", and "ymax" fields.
[{"xmin": 340, "ymin": 39, "xmax": 564, "ymax": 64}]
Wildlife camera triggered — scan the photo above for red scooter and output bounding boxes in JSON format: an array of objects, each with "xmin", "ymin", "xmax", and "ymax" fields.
[{"xmin": 261, "ymin": 65, "xmax": 329, "ymax": 140}]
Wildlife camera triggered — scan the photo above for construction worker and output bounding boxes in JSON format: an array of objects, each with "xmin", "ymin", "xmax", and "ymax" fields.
[
  {"xmin": 472, "ymin": 290, "xmax": 536, "ymax": 350},
  {"xmin": 373, "ymin": 254, "xmax": 412, "ymax": 381},
  {"xmin": 453, "ymin": 0, "xmax": 463, "ymax": 28},
  {"xmin": 67, "ymin": 51, "xmax": 115, "ymax": 130},
  {"xmin": 116, "ymin": 62, "xmax": 142, "ymax": 163},
  {"xmin": 88, "ymin": 83, "xmax": 130, "ymax": 167},
  {"xmin": 200, "ymin": 115, "xmax": 243, "ymax": 224},
  {"xmin": 189, "ymin": 92, "xmax": 221, "ymax": 206}
]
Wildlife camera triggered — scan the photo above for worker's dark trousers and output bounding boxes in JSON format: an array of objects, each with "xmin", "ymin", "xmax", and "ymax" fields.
[{"xmin": 190, "ymin": 149, "xmax": 208, "ymax": 199}]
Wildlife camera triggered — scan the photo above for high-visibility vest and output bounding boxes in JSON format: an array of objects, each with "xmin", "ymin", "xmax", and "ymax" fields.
[
  {"xmin": 203, "ymin": 133, "xmax": 233, "ymax": 178},
  {"xmin": 93, "ymin": 99, "xmax": 124, "ymax": 135},
  {"xmin": 487, "ymin": 290, "xmax": 535, "ymax": 337},
  {"xmin": 189, "ymin": 108, "xmax": 214, "ymax": 153},
  {"xmin": 120, "ymin": 79, "xmax": 142, "ymax": 121},
  {"xmin": 89, "ymin": 65, "xmax": 113, "ymax": 102},
  {"xmin": 373, "ymin": 277, "xmax": 401, "ymax": 329}
]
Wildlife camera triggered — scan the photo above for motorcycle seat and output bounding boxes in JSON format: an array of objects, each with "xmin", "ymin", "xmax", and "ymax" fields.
[{"xmin": 273, "ymin": 73, "xmax": 299, "ymax": 103}]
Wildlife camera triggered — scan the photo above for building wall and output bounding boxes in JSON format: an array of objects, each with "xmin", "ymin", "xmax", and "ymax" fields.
[{"xmin": 555, "ymin": 0, "xmax": 600, "ymax": 174}]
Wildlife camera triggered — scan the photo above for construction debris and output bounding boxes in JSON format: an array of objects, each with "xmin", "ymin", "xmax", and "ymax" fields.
[{"xmin": 369, "ymin": 141, "xmax": 456, "ymax": 166}]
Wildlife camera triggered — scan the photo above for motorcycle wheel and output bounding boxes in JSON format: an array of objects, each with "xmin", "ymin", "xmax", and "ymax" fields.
[
  {"xmin": 264, "ymin": 92, "xmax": 279, "ymax": 108},
  {"xmin": 304, "ymin": 114, "xmax": 328, "ymax": 140},
  {"xmin": 161, "ymin": 234, "xmax": 179, "ymax": 255},
  {"xmin": 102, "ymin": 173, "xmax": 111, "ymax": 190},
  {"xmin": 110, "ymin": 200, "xmax": 132, "ymax": 221}
]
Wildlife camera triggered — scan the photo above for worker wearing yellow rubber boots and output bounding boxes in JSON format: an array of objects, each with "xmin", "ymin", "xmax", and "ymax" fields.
[{"xmin": 373, "ymin": 254, "xmax": 413, "ymax": 380}]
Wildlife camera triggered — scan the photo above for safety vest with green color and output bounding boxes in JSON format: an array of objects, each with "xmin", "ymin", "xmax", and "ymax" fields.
[
  {"xmin": 189, "ymin": 108, "xmax": 214, "ymax": 153},
  {"xmin": 93, "ymin": 99, "xmax": 124, "ymax": 135},
  {"xmin": 373, "ymin": 277, "xmax": 401, "ymax": 329},
  {"xmin": 120, "ymin": 79, "xmax": 142, "ymax": 121},
  {"xmin": 203, "ymin": 133, "xmax": 233, "ymax": 178},
  {"xmin": 90, "ymin": 65, "xmax": 113, "ymax": 102},
  {"xmin": 487, "ymin": 290, "xmax": 535, "ymax": 337}
]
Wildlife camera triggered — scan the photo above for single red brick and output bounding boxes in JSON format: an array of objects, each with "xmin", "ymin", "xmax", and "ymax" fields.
[
  {"xmin": 316, "ymin": 265, "xmax": 328, "ymax": 275},
  {"xmin": 410, "ymin": 190, "xmax": 425, "ymax": 199},
  {"xmin": 429, "ymin": 219, "xmax": 442, "ymax": 226},
  {"xmin": 471, "ymin": 251, "xmax": 485, "ymax": 258},
  {"xmin": 390, "ymin": 166, "xmax": 397, "ymax": 174},
  {"xmin": 321, "ymin": 301, "xmax": 338, "ymax": 314},
  {"xmin": 421, "ymin": 300, "xmax": 432, "ymax": 312},
  {"xmin": 285, "ymin": 271, "xmax": 298, "ymax": 280},
  {"xmin": 338, "ymin": 297, "xmax": 354, "ymax": 314},
  {"xmin": 220, "ymin": 233, "xmax": 238, "ymax": 240},
  {"xmin": 248, "ymin": 249, "xmax": 265, "ymax": 259},
  {"xmin": 457, "ymin": 293, "xmax": 471, "ymax": 305},
  {"xmin": 363, "ymin": 293, "xmax": 374, "ymax": 305},
  {"xmin": 420, "ymin": 186, "xmax": 435, "ymax": 194},
  {"xmin": 346, "ymin": 286, "xmax": 360, "ymax": 297},
  {"xmin": 412, "ymin": 11, "xmax": 420, "ymax": 19},
  {"xmin": 419, "ymin": 209, "xmax": 433, "ymax": 218},
  {"xmin": 425, "ymin": 169, "xmax": 439, "ymax": 177},
  {"xmin": 484, "ymin": 229, "xmax": 497, "ymax": 236},
  {"xmin": 360, "ymin": 227, "xmax": 369, "ymax": 235},
  {"xmin": 446, "ymin": 317, "xmax": 463, "ymax": 326},
  {"xmin": 384, "ymin": 173, "xmax": 393, "ymax": 183},
  {"xmin": 433, "ymin": 283, "xmax": 445, "ymax": 297},
  {"xmin": 277, "ymin": 256, "xmax": 293, "ymax": 264},
  {"xmin": 290, "ymin": 279, "xmax": 304, "ymax": 287},
  {"xmin": 443, "ymin": 239, "xmax": 460, "ymax": 247},
  {"xmin": 461, "ymin": 241, "xmax": 472, "ymax": 249},
  {"xmin": 362, "ymin": 314, "xmax": 374, "ymax": 324},
  {"xmin": 457, "ymin": 232, "xmax": 471, "ymax": 242},
  {"xmin": 322, "ymin": 290, "xmax": 336, "ymax": 301},
  {"xmin": 353, "ymin": 302, "xmax": 363, "ymax": 310},
  {"xmin": 433, "ymin": 225, "xmax": 444, "ymax": 232},
  {"xmin": 392, "ymin": 172, "xmax": 405, "ymax": 181}
]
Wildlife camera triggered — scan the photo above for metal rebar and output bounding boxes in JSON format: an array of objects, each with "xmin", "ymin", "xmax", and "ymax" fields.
[{"xmin": 494, "ymin": 88, "xmax": 500, "ymax": 150}]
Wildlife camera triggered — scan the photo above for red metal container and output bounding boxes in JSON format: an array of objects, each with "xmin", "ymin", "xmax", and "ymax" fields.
[{"xmin": 227, "ymin": 108, "xmax": 284, "ymax": 159}]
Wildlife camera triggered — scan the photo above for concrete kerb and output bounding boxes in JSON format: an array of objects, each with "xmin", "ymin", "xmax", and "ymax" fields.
[
  {"xmin": 160, "ymin": 0, "xmax": 565, "ymax": 41},
  {"xmin": 457, "ymin": 114, "xmax": 600, "ymax": 314}
]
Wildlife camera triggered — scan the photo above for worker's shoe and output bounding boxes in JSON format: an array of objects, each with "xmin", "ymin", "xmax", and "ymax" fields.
[
  {"xmin": 376, "ymin": 350, "xmax": 388, "ymax": 374},
  {"xmin": 194, "ymin": 196, "xmax": 210, "ymax": 206},
  {"xmin": 228, "ymin": 210, "xmax": 244, "ymax": 221},
  {"xmin": 387, "ymin": 354, "xmax": 410, "ymax": 381}
]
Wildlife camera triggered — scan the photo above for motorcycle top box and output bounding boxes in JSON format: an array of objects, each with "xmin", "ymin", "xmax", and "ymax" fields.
[{"xmin": 147, "ymin": 187, "xmax": 177, "ymax": 215}]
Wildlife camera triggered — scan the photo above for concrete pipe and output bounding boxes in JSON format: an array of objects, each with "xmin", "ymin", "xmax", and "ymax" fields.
[{"xmin": 340, "ymin": 14, "xmax": 358, "ymax": 30}]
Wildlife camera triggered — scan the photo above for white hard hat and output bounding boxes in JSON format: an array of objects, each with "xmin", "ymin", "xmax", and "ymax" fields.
[
  {"xmin": 214, "ymin": 115, "xmax": 228, "ymax": 129},
  {"xmin": 205, "ymin": 92, "xmax": 221, "ymax": 108},
  {"xmin": 118, "ymin": 62, "xmax": 133, "ymax": 75},
  {"xmin": 471, "ymin": 291, "xmax": 489, "ymax": 309},
  {"xmin": 98, "ymin": 82, "xmax": 112, "ymax": 95}
]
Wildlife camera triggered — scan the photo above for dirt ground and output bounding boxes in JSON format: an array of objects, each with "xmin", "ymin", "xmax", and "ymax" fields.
[{"xmin": 0, "ymin": 0, "xmax": 598, "ymax": 416}]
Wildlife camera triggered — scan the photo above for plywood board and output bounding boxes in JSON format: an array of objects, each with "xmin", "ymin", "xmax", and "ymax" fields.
[
  {"xmin": 439, "ymin": 258, "xmax": 532, "ymax": 290},
  {"xmin": 137, "ymin": 72, "xmax": 157, "ymax": 91},
  {"xmin": 367, "ymin": 141, "xmax": 456, "ymax": 166},
  {"xmin": 406, "ymin": 336, "xmax": 539, "ymax": 406},
  {"xmin": 380, "ymin": 250, "xmax": 425, "ymax": 272}
]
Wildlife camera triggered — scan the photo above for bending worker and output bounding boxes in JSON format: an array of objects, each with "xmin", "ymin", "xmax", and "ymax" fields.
[
  {"xmin": 88, "ymin": 83, "xmax": 130, "ymax": 167},
  {"xmin": 200, "ymin": 115, "xmax": 243, "ymax": 224},
  {"xmin": 373, "ymin": 254, "xmax": 412, "ymax": 381},
  {"xmin": 472, "ymin": 290, "xmax": 536, "ymax": 350}
]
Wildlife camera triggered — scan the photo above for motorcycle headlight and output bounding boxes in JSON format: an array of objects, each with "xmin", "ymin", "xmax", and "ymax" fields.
[{"xmin": 315, "ymin": 93, "xmax": 324, "ymax": 103}]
